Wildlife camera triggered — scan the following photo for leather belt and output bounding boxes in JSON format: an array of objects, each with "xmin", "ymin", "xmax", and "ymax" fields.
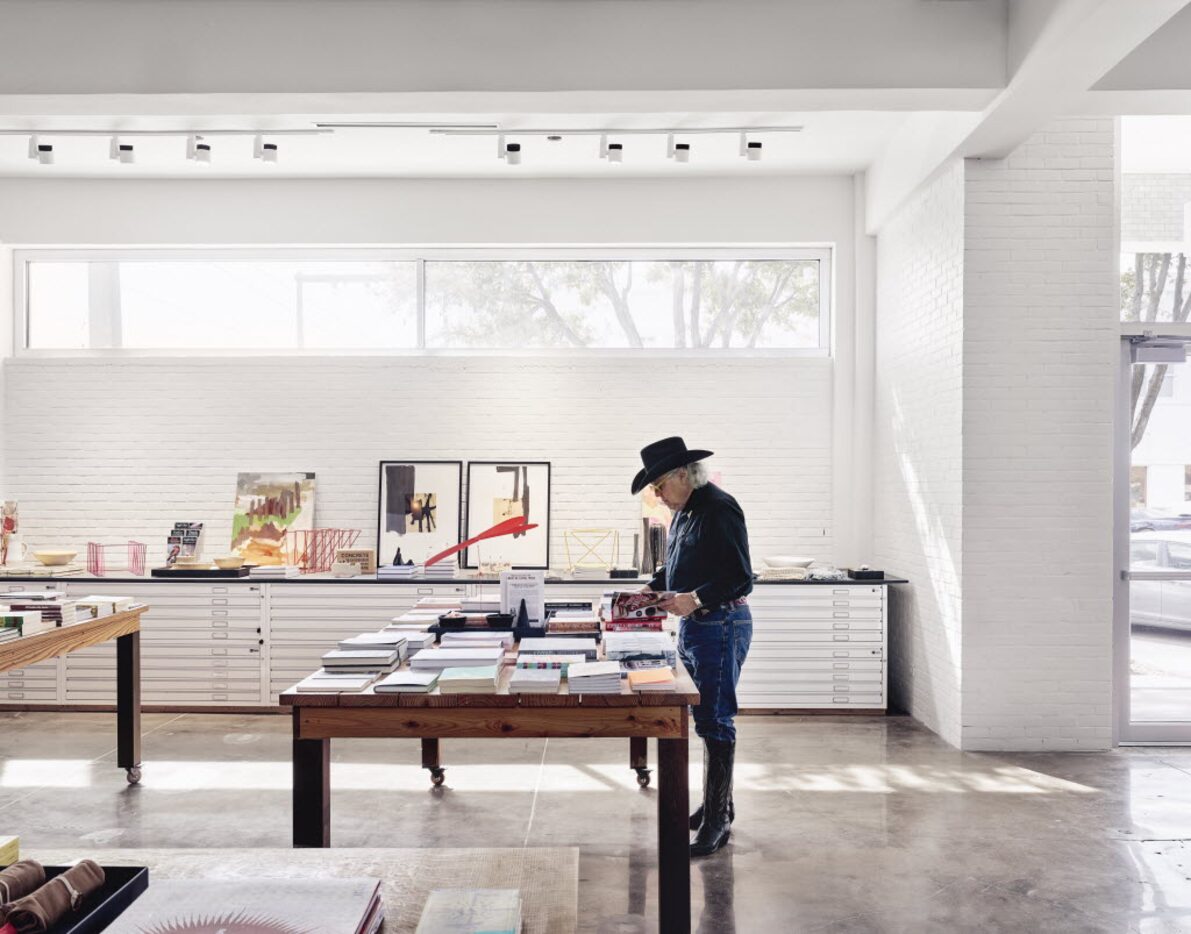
[{"xmin": 694, "ymin": 597, "xmax": 748, "ymax": 618}]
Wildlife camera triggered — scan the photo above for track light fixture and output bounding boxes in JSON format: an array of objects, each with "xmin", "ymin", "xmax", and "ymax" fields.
[
  {"xmin": 673, "ymin": 142, "xmax": 691, "ymax": 163},
  {"xmin": 31, "ymin": 138, "xmax": 53, "ymax": 165},
  {"xmin": 118, "ymin": 143, "xmax": 134, "ymax": 164},
  {"xmin": 194, "ymin": 142, "xmax": 212, "ymax": 164},
  {"xmin": 739, "ymin": 132, "xmax": 763, "ymax": 161},
  {"xmin": 261, "ymin": 142, "xmax": 278, "ymax": 163},
  {"xmin": 607, "ymin": 143, "xmax": 623, "ymax": 163},
  {"xmin": 504, "ymin": 142, "xmax": 522, "ymax": 165},
  {"xmin": 27, "ymin": 135, "xmax": 40, "ymax": 160}
]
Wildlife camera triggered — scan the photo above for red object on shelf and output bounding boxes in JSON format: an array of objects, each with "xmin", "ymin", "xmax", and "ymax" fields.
[
  {"xmin": 423, "ymin": 516, "xmax": 539, "ymax": 568},
  {"xmin": 284, "ymin": 528, "xmax": 362, "ymax": 574},
  {"xmin": 87, "ymin": 541, "xmax": 148, "ymax": 576}
]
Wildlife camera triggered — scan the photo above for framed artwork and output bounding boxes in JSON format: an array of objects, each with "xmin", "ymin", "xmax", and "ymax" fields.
[
  {"xmin": 231, "ymin": 473, "xmax": 316, "ymax": 565},
  {"xmin": 377, "ymin": 460, "xmax": 463, "ymax": 567},
  {"xmin": 464, "ymin": 461, "xmax": 551, "ymax": 569}
]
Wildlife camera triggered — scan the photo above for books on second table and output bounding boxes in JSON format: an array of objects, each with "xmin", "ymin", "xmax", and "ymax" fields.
[
  {"xmin": 374, "ymin": 670, "xmax": 440, "ymax": 693},
  {"xmin": 509, "ymin": 668, "xmax": 562, "ymax": 694}
]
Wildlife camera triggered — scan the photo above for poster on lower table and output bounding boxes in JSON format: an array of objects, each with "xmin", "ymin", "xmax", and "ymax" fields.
[
  {"xmin": 464, "ymin": 461, "xmax": 550, "ymax": 569},
  {"xmin": 377, "ymin": 460, "xmax": 463, "ymax": 567}
]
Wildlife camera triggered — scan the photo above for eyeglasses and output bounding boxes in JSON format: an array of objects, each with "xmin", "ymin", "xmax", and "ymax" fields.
[{"xmin": 649, "ymin": 472, "xmax": 674, "ymax": 495}]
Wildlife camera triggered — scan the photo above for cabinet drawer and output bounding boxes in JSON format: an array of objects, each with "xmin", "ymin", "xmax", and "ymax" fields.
[
  {"xmin": 739, "ymin": 692, "xmax": 884, "ymax": 707},
  {"xmin": 742, "ymin": 657, "xmax": 883, "ymax": 672},
  {"xmin": 740, "ymin": 670, "xmax": 882, "ymax": 686},
  {"xmin": 750, "ymin": 630, "xmax": 883, "ymax": 644},
  {"xmin": 2, "ymin": 689, "xmax": 58, "ymax": 702}
]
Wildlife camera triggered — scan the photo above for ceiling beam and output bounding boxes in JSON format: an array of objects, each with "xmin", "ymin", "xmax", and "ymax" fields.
[{"xmin": 866, "ymin": 0, "xmax": 1191, "ymax": 234}]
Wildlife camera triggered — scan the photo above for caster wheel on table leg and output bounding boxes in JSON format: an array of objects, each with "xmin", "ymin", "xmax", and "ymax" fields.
[
  {"xmin": 636, "ymin": 769, "xmax": 651, "ymax": 788},
  {"xmin": 126, "ymin": 767, "xmax": 142, "ymax": 785},
  {"xmin": 430, "ymin": 767, "xmax": 446, "ymax": 787}
]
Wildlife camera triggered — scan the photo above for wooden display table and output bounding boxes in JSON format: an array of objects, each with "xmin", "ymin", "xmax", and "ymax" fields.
[
  {"xmin": 282, "ymin": 662, "xmax": 701, "ymax": 934},
  {"xmin": 0, "ymin": 606, "xmax": 146, "ymax": 783}
]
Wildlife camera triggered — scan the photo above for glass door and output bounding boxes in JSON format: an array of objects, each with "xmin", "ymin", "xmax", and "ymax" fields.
[{"xmin": 1118, "ymin": 338, "xmax": 1191, "ymax": 742}]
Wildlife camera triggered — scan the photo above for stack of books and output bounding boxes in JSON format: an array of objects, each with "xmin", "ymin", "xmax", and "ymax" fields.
[
  {"xmin": 76, "ymin": 595, "xmax": 136, "ymax": 619},
  {"xmin": 0, "ymin": 563, "xmax": 84, "ymax": 578},
  {"xmin": 420, "ymin": 562, "xmax": 457, "ymax": 580},
  {"xmin": 413, "ymin": 597, "xmax": 463, "ymax": 611},
  {"xmin": 3, "ymin": 594, "xmax": 86, "ymax": 626},
  {"xmin": 509, "ymin": 667, "xmax": 562, "ymax": 694},
  {"xmin": 416, "ymin": 889, "xmax": 520, "ymax": 934},
  {"xmin": 517, "ymin": 637, "xmax": 599, "ymax": 660},
  {"xmin": 250, "ymin": 565, "xmax": 301, "ymax": 579},
  {"xmin": 460, "ymin": 597, "xmax": 502, "ymax": 614},
  {"xmin": 628, "ymin": 668, "xmax": 677, "ymax": 692},
  {"xmin": 383, "ymin": 629, "xmax": 435, "ymax": 656},
  {"xmin": 514, "ymin": 653, "xmax": 579, "ymax": 673},
  {"xmin": 567, "ymin": 661, "xmax": 623, "ymax": 694},
  {"xmin": 410, "ymin": 647, "xmax": 507, "ymax": 672},
  {"xmin": 377, "ymin": 563, "xmax": 417, "ymax": 580},
  {"xmin": 438, "ymin": 664, "xmax": 500, "ymax": 694},
  {"xmin": 547, "ymin": 610, "xmax": 601, "ymax": 635},
  {"xmin": 441, "ymin": 631, "xmax": 513, "ymax": 649},
  {"xmin": 294, "ymin": 670, "xmax": 380, "ymax": 693},
  {"xmin": 374, "ymin": 670, "xmax": 440, "ymax": 693},
  {"xmin": 0, "ymin": 626, "xmax": 19, "ymax": 645},
  {"xmin": 338, "ymin": 631, "xmax": 409, "ymax": 658},
  {"xmin": 603, "ymin": 632, "xmax": 677, "ymax": 667},
  {"xmin": 1, "ymin": 610, "xmax": 41, "ymax": 635},
  {"xmin": 321, "ymin": 647, "xmax": 401, "ymax": 674}
]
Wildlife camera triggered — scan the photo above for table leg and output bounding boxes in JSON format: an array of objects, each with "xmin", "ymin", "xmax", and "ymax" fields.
[
  {"xmin": 116, "ymin": 630, "xmax": 142, "ymax": 784},
  {"xmin": 630, "ymin": 736, "xmax": 651, "ymax": 787},
  {"xmin": 657, "ymin": 728, "xmax": 691, "ymax": 934},
  {"xmin": 293, "ymin": 709, "xmax": 330, "ymax": 847},
  {"xmin": 422, "ymin": 737, "xmax": 445, "ymax": 786}
]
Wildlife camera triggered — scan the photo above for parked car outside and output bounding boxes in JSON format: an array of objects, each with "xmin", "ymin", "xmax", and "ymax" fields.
[
  {"xmin": 1131, "ymin": 507, "xmax": 1191, "ymax": 532},
  {"xmin": 1131, "ymin": 532, "xmax": 1191, "ymax": 632}
]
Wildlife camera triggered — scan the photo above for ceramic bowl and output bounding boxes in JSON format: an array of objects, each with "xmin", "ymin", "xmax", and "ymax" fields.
[
  {"xmin": 763, "ymin": 555, "xmax": 815, "ymax": 569},
  {"xmin": 213, "ymin": 556, "xmax": 246, "ymax": 570},
  {"xmin": 438, "ymin": 612, "xmax": 467, "ymax": 630},
  {"xmin": 32, "ymin": 550, "xmax": 77, "ymax": 566},
  {"xmin": 486, "ymin": 612, "xmax": 515, "ymax": 629}
]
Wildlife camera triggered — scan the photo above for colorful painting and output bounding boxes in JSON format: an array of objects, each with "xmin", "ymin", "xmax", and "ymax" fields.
[
  {"xmin": 0, "ymin": 501, "xmax": 17, "ymax": 566},
  {"xmin": 377, "ymin": 461, "xmax": 462, "ymax": 566},
  {"xmin": 231, "ymin": 473, "xmax": 316, "ymax": 566},
  {"xmin": 464, "ymin": 461, "xmax": 551, "ymax": 569}
]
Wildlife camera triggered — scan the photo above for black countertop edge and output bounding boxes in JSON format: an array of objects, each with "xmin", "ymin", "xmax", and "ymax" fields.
[{"xmin": 0, "ymin": 574, "xmax": 908, "ymax": 586}]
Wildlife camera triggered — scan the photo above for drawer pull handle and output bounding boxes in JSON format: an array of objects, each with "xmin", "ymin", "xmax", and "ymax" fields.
[
  {"xmin": 833, "ymin": 674, "xmax": 850, "ymax": 681},
  {"xmin": 833, "ymin": 651, "xmax": 848, "ymax": 657},
  {"xmin": 213, "ymin": 587, "xmax": 229, "ymax": 594},
  {"xmin": 833, "ymin": 662, "xmax": 849, "ymax": 669},
  {"xmin": 833, "ymin": 589, "xmax": 849, "ymax": 594},
  {"xmin": 834, "ymin": 684, "xmax": 851, "ymax": 691},
  {"xmin": 833, "ymin": 697, "xmax": 849, "ymax": 703},
  {"xmin": 832, "ymin": 635, "xmax": 850, "ymax": 642},
  {"xmin": 833, "ymin": 623, "xmax": 850, "ymax": 630},
  {"xmin": 212, "ymin": 620, "xmax": 228, "ymax": 628},
  {"xmin": 212, "ymin": 632, "xmax": 228, "ymax": 640},
  {"xmin": 212, "ymin": 648, "xmax": 227, "ymax": 656},
  {"xmin": 833, "ymin": 612, "xmax": 848, "ymax": 618},
  {"xmin": 212, "ymin": 609, "xmax": 228, "ymax": 617},
  {"xmin": 833, "ymin": 601, "xmax": 848, "ymax": 607},
  {"xmin": 7, "ymin": 692, "xmax": 24, "ymax": 699},
  {"xmin": 212, "ymin": 599, "xmax": 228, "ymax": 606}
]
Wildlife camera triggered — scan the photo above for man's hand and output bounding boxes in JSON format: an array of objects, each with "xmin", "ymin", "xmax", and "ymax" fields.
[
  {"xmin": 659, "ymin": 591, "xmax": 698, "ymax": 617},
  {"xmin": 639, "ymin": 585, "xmax": 654, "ymax": 595}
]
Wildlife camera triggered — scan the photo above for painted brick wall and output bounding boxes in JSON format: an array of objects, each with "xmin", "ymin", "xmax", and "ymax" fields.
[
  {"xmin": 1, "ymin": 356, "xmax": 833, "ymax": 570},
  {"xmin": 962, "ymin": 118, "xmax": 1117, "ymax": 751},
  {"xmin": 1120, "ymin": 173, "xmax": 1191, "ymax": 244},
  {"xmin": 873, "ymin": 160, "xmax": 966, "ymax": 748}
]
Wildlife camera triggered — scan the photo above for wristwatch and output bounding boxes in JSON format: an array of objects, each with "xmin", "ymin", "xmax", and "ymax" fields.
[{"xmin": 690, "ymin": 590, "xmax": 703, "ymax": 610}]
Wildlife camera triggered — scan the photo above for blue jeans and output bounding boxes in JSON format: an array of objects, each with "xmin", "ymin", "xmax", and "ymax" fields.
[{"xmin": 677, "ymin": 604, "xmax": 753, "ymax": 743}]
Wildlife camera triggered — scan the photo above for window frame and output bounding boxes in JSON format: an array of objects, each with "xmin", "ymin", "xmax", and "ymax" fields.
[{"xmin": 13, "ymin": 245, "xmax": 833, "ymax": 358}]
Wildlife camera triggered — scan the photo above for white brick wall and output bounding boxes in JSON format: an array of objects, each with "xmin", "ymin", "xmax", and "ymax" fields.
[
  {"xmin": 961, "ymin": 118, "xmax": 1117, "ymax": 751},
  {"xmin": 873, "ymin": 160, "xmax": 966, "ymax": 748},
  {"xmin": 1, "ymin": 355, "xmax": 834, "ymax": 570}
]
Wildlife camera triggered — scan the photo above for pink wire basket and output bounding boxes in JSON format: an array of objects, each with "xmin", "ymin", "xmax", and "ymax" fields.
[
  {"xmin": 284, "ymin": 529, "xmax": 361, "ymax": 574},
  {"xmin": 87, "ymin": 541, "xmax": 148, "ymax": 576}
]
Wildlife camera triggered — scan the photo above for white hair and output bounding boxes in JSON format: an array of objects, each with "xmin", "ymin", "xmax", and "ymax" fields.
[{"xmin": 682, "ymin": 461, "xmax": 710, "ymax": 489}]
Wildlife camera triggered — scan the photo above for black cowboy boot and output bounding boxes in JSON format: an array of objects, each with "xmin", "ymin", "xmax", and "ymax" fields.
[
  {"xmin": 689, "ymin": 738, "xmax": 735, "ymax": 830},
  {"xmin": 690, "ymin": 738, "xmax": 734, "ymax": 857}
]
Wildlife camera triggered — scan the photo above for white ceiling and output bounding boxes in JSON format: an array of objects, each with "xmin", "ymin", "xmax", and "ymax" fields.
[{"xmin": 0, "ymin": 111, "xmax": 913, "ymax": 179}]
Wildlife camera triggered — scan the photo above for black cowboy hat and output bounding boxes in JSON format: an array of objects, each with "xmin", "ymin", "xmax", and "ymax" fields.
[{"xmin": 631, "ymin": 436, "xmax": 714, "ymax": 495}]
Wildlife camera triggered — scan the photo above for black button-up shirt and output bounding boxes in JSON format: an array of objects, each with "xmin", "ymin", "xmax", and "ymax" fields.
[{"xmin": 648, "ymin": 483, "xmax": 753, "ymax": 609}]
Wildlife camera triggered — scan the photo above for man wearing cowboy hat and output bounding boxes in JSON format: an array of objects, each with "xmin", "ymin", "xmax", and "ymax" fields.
[{"xmin": 632, "ymin": 436, "xmax": 753, "ymax": 858}]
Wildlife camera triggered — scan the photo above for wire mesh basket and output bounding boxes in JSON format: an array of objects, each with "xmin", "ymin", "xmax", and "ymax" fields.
[
  {"xmin": 87, "ymin": 541, "xmax": 148, "ymax": 576},
  {"xmin": 284, "ymin": 529, "xmax": 362, "ymax": 574}
]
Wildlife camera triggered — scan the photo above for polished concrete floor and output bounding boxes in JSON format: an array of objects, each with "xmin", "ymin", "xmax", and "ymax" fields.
[{"xmin": 1, "ymin": 711, "xmax": 1190, "ymax": 932}]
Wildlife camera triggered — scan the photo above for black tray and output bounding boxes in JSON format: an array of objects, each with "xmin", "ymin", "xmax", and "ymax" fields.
[
  {"xmin": 43, "ymin": 865, "xmax": 149, "ymax": 933},
  {"xmin": 845, "ymin": 568, "xmax": 885, "ymax": 580},
  {"xmin": 151, "ymin": 566, "xmax": 252, "ymax": 578}
]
